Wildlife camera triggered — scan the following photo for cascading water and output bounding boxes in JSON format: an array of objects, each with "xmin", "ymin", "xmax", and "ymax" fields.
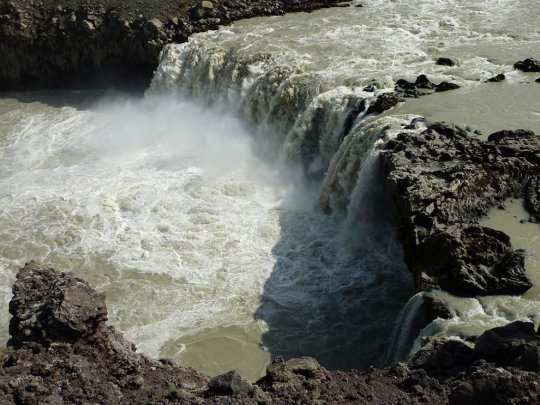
[{"xmin": 1, "ymin": 0, "xmax": 540, "ymax": 382}]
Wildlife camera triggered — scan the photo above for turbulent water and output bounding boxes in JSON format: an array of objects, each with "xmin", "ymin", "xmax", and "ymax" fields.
[{"xmin": 1, "ymin": 0, "xmax": 540, "ymax": 381}]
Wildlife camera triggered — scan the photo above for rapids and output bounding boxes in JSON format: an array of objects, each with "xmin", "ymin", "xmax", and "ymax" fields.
[{"xmin": 1, "ymin": 0, "xmax": 540, "ymax": 381}]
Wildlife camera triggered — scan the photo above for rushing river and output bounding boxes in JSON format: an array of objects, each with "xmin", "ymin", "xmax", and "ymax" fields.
[{"xmin": 1, "ymin": 0, "xmax": 540, "ymax": 381}]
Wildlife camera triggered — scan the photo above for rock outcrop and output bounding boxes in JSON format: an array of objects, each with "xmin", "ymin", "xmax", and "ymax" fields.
[
  {"xmin": 381, "ymin": 123, "xmax": 540, "ymax": 296},
  {"xmin": 1, "ymin": 263, "xmax": 540, "ymax": 404},
  {"xmin": 0, "ymin": 0, "xmax": 340, "ymax": 90}
]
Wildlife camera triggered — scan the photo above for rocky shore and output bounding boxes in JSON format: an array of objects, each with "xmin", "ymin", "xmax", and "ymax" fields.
[
  {"xmin": 381, "ymin": 124, "xmax": 540, "ymax": 298},
  {"xmin": 0, "ymin": 0, "xmax": 340, "ymax": 90},
  {"xmin": 2, "ymin": 262, "xmax": 540, "ymax": 404}
]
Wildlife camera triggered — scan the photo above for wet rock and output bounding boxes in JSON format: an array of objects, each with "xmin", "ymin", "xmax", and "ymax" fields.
[
  {"xmin": 381, "ymin": 122, "xmax": 539, "ymax": 296},
  {"xmin": 514, "ymin": 58, "xmax": 540, "ymax": 72},
  {"xmin": 1, "ymin": 264, "xmax": 540, "ymax": 403},
  {"xmin": 436, "ymin": 57, "xmax": 455, "ymax": 66},
  {"xmin": 487, "ymin": 73, "xmax": 505, "ymax": 82},
  {"xmin": 435, "ymin": 81, "xmax": 461, "ymax": 92},
  {"xmin": 365, "ymin": 91, "xmax": 401, "ymax": 114}
]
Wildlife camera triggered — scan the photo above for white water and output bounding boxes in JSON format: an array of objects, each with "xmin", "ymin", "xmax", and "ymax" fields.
[{"xmin": 1, "ymin": 0, "xmax": 540, "ymax": 381}]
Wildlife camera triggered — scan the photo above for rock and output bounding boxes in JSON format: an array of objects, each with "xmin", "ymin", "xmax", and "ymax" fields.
[
  {"xmin": 207, "ymin": 370, "xmax": 253, "ymax": 396},
  {"xmin": 514, "ymin": 58, "xmax": 540, "ymax": 72},
  {"xmin": 365, "ymin": 91, "xmax": 401, "ymax": 114},
  {"xmin": 475, "ymin": 321, "xmax": 540, "ymax": 371},
  {"xmin": 417, "ymin": 226, "xmax": 531, "ymax": 296},
  {"xmin": 435, "ymin": 81, "xmax": 461, "ymax": 92},
  {"xmin": 381, "ymin": 122, "xmax": 539, "ymax": 296},
  {"xmin": 81, "ymin": 19, "xmax": 95, "ymax": 32},
  {"xmin": 415, "ymin": 74, "xmax": 435, "ymax": 89},
  {"xmin": 8, "ymin": 262, "xmax": 107, "ymax": 346},
  {"xmin": 1, "ymin": 264, "xmax": 540, "ymax": 403},
  {"xmin": 436, "ymin": 57, "xmax": 455, "ymax": 66},
  {"xmin": 536, "ymin": 77, "xmax": 540, "ymax": 83},
  {"xmin": 524, "ymin": 176, "xmax": 540, "ymax": 222},
  {"xmin": 487, "ymin": 73, "xmax": 505, "ymax": 82}
]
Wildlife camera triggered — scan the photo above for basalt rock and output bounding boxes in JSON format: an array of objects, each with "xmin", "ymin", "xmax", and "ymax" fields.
[
  {"xmin": 436, "ymin": 57, "xmax": 455, "ymax": 66},
  {"xmin": 381, "ymin": 123, "xmax": 540, "ymax": 296},
  {"xmin": 0, "ymin": 0, "xmax": 341, "ymax": 90},
  {"xmin": 395, "ymin": 75, "xmax": 460, "ymax": 98},
  {"xmin": 1, "ymin": 264, "xmax": 539, "ymax": 403},
  {"xmin": 514, "ymin": 58, "xmax": 540, "ymax": 73},
  {"xmin": 487, "ymin": 73, "xmax": 506, "ymax": 82}
]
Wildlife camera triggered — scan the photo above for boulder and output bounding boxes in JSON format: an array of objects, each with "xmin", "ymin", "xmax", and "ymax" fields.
[
  {"xmin": 436, "ymin": 57, "xmax": 455, "ymax": 66},
  {"xmin": 475, "ymin": 321, "xmax": 540, "ymax": 371},
  {"xmin": 381, "ymin": 122, "xmax": 539, "ymax": 296},
  {"xmin": 514, "ymin": 58, "xmax": 540, "ymax": 73}
]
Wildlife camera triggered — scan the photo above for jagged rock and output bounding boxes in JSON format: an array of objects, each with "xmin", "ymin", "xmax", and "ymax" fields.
[
  {"xmin": 475, "ymin": 321, "xmax": 540, "ymax": 371},
  {"xmin": 487, "ymin": 73, "xmax": 505, "ymax": 82},
  {"xmin": 436, "ymin": 57, "xmax": 455, "ymax": 66},
  {"xmin": 207, "ymin": 370, "xmax": 253, "ymax": 396},
  {"xmin": 0, "ymin": 0, "xmax": 342, "ymax": 90},
  {"xmin": 524, "ymin": 176, "xmax": 540, "ymax": 222},
  {"xmin": 1, "ymin": 264, "xmax": 540, "ymax": 403},
  {"xmin": 381, "ymin": 122, "xmax": 540, "ymax": 296},
  {"xmin": 8, "ymin": 262, "xmax": 107, "ymax": 346},
  {"xmin": 365, "ymin": 92, "xmax": 401, "ymax": 114},
  {"xmin": 514, "ymin": 58, "xmax": 540, "ymax": 73},
  {"xmin": 415, "ymin": 74, "xmax": 435, "ymax": 89}
]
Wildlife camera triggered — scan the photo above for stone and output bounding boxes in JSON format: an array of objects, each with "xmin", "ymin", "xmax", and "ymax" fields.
[
  {"xmin": 208, "ymin": 370, "xmax": 253, "ymax": 396},
  {"xmin": 475, "ymin": 321, "xmax": 540, "ymax": 371},
  {"xmin": 487, "ymin": 73, "xmax": 505, "ymax": 82},
  {"xmin": 365, "ymin": 91, "xmax": 401, "ymax": 115},
  {"xmin": 435, "ymin": 81, "xmax": 460, "ymax": 92},
  {"xmin": 514, "ymin": 58, "xmax": 540, "ymax": 72},
  {"xmin": 436, "ymin": 57, "xmax": 455, "ymax": 66}
]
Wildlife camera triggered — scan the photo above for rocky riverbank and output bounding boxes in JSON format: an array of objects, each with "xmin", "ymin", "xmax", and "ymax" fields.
[
  {"xmin": 0, "ymin": 0, "xmax": 340, "ymax": 90},
  {"xmin": 2, "ymin": 262, "xmax": 540, "ymax": 404},
  {"xmin": 381, "ymin": 123, "xmax": 540, "ymax": 299}
]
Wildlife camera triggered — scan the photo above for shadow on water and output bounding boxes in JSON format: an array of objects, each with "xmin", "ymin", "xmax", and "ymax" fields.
[{"xmin": 254, "ymin": 159, "xmax": 415, "ymax": 371}]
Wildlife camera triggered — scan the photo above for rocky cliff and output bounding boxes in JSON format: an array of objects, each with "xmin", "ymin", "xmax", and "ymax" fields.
[
  {"xmin": 0, "ymin": 0, "xmax": 340, "ymax": 90},
  {"xmin": 381, "ymin": 123, "xmax": 540, "ymax": 298},
  {"xmin": 2, "ymin": 262, "xmax": 540, "ymax": 404}
]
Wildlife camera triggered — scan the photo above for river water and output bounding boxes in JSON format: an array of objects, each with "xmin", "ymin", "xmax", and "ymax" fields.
[{"xmin": 1, "ymin": 0, "xmax": 539, "ymax": 381}]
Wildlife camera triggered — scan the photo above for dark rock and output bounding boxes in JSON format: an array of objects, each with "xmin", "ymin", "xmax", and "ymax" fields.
[
  {"xmin": 524, "ymin": 176, "xmax": 540, "ymax": 221},
  {"xmin": 0, "ymin": 0, "xmax": 342, "ymax": 90},
  {"xmin": 415, "ymin": 74, "xmax": 435, "ymax": 89},
  {"xmin": 1, "ymin": 264, "xmax": 540, "ymax": 403},
  {"xmin": 381, "ymin": 122, "xmax": 539, "ymax": 296},
  {"xmin": 8, "ymin": 262, "xmax": 107, "ymax": 347},
  {"xmin": 365, "ymin": 92, "xmax": 401, "ymax": 115},
  {"xmin": 487, "ymin": 73, "xmax": 505, "ymax": 82},
  {"xmin": 208, "ymin": 370, "xmax": 253, "ymax": 396},
  {"xmin": 514, "ymin": 58, "xmax": 540, "ymax": 73},
  {"xmin": 436, "ymin": 57, "xmax": 455, "ymax": 66},
  {"xmin": 435, "ymin": 81, "xmax": 461, "ymax": 92},
  {"xmin": 536, "ymin": 77, "xmax": 540, "ymax": 83},
  {"xmin": 475, "ymin": 321, "xmax": 540, "ymax": 371}
]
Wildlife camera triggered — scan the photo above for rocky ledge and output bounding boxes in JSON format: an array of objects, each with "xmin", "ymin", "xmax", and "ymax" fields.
[
  {"xmin": 1, "ymin": 262, "xmax": 540, "ymax": 404},
  {"xmin": 0, "ymin": 0, "xmax": 340, "ymax": 90},
  {"xmin": 381, "ymin": 123, "xmax": 540, "ymax": 297}
]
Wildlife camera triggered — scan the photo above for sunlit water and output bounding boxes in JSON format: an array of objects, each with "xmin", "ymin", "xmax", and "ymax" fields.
[{"xmin": 1, "ymin": 0, "xmax": 540, "ymax": 380}]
